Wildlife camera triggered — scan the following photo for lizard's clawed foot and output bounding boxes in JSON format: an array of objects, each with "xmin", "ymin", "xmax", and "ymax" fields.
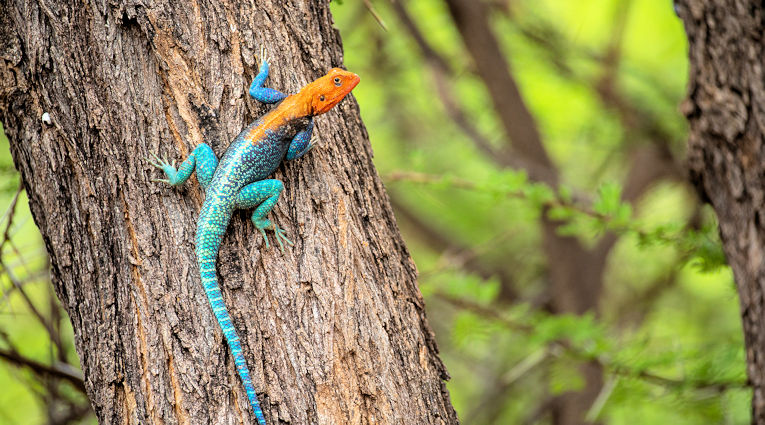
[
  {"xmin": 256, "ymin": 221, "xmax": 294, "ymax": 253},
  {"xmin": 147, "ymin": 153, "xmax": 180, "ymax": 185},
  {"xmin": 256, "ymin": 45, "xmax": 271, "ymax": 68},
  {"xmin": 273, "ymin": 226, "xmax": 294, "ymax": 253}
]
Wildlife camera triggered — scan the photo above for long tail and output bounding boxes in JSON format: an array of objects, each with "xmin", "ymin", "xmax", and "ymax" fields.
[{"xmin": 196, "ymin": 205, "xmax": 267, "ymax": 425}]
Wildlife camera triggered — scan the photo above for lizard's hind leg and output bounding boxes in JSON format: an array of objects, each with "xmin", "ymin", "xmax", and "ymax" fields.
[
  {"xmin": 235, "ymin": 179, "xmax": 293, "ymax": 252},
  {"xmin": 249, "ymin": 47, "xmax": 287, "ymax": 104},
  {"xmin": 148, "ymin": 144, "xmax": 218, "ymax": 189}
]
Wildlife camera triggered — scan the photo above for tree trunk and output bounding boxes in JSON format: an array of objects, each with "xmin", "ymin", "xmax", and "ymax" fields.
[
  {"xmin": 0, "ymin": 1, "xmax": 457, "ymax": 424},
  {"xmin": 676, "ymin": 1, "xmax": 763, "ymax": 422}
]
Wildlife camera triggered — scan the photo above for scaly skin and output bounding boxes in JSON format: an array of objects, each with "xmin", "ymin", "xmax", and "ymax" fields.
[{"xmin": 149, "ymin": 49, "xmax": 359, "ymax": 424}]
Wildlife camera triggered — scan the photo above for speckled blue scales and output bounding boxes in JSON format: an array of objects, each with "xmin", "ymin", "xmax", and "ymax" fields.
[{"xmin": 148, "ymin": 57, "xmax": 317, "ymax": 425}]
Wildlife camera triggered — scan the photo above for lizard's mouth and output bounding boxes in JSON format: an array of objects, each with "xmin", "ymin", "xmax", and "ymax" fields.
[{"xmin": 347, "ymin": 73, "xmax": 361, "ymax": 90}]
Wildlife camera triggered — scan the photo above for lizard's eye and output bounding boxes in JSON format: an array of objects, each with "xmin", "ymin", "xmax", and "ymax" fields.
[
  {"xmin": 334, "ymin": 77, "xmax": 342, "ymax": 86},
  {"xmin": 319, "ymin": 95, "xmax": 325, "ymax": 102}
]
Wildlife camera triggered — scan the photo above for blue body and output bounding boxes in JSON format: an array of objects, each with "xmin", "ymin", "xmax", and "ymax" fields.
[
  {"xmin": 195, "ymin": 121, "xmax": 301, "ymax": 425},
  {"xmin": 150, "ymin": 59, "xmax": 315, "ymax": 425}
]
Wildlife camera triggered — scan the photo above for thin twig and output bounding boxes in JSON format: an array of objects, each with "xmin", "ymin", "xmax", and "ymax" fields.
[
  {"xmin": 0, "ymin": 183, "xmax": 23, "ymax": 236},
  {"xmin": 0, "ymin": 256, "xmax": 63, "ymax": 354},
  {"xmin": 389, "ymin": 193, "xmax": 520, "ymax": 301},
  {"xmin": 0, "ymin": 182, "xmax": 65, "ymax": 357},
  {"xmin": 384, "ymin": 170, "xmax": 709, "ymax": 251},
  {"xmin": 0, "ymin": 347, "xmax": 85, "ymax": 393},
  {"xmin": 363, "ymin": 0, "xmax": 388, "ymax": 31},
  {"xmin": 433, "ymin": 291, "xmax": 749, "ymax": 392}
]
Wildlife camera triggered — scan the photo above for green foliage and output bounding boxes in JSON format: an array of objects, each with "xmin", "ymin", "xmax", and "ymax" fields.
[
  {"xmin": 0, "ymin": 1, "xmax": 750, "ymax": 424},
  {"xmin": 332, "ymin": 0, "xmax": 750, "ymax": 424},
  {"xmin": 549, "ymin": 357, "xmax": 586, "ymax": 395}
]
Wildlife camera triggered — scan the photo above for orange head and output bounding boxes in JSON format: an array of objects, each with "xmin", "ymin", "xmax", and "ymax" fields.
[{"xmin": 299, "ymin": 68, "xmax": 360, "ymax": 116}]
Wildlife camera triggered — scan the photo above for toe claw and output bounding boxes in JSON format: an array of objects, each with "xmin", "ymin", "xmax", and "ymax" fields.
[
  {"xmin": 279, "ymin": 230, "xmax": 294, "ymax": 247},
  {"xmin": 259, "ymin": 228, "xmax": 270, "ymax": 250},
  {"xmin": 273, "ymin": 227, "xmax": 293, "ymax": 253},
  {"xmin": 258, "ymin": 45, "xmax": 271, "ymax": 66}
]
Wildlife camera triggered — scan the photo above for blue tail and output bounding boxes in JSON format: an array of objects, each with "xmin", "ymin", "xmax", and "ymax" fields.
[{"xmin": 196, "ymin": 206, "xmax": 267, "ymax": 425}]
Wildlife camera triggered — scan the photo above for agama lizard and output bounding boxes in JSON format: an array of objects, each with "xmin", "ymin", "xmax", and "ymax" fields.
[{"xmin": 149, "ymin": 49, "xmax": 359, "ymax": 424}]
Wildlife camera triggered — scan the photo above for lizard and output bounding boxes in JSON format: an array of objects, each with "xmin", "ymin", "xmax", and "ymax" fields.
[{"xmin": 149, "ymin": 48, "xmax": 360, "ymax": 424}]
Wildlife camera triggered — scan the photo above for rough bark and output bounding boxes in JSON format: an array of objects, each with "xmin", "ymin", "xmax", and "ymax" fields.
[
  {"xmin": 676, "ymin": 0, "xmax": 764, "ymax": 422},
  {"xmin": 0, "ymin": 1, "xmax": 457, "ymax": 424}
]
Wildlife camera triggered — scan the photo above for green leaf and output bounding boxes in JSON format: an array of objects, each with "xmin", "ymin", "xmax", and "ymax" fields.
[{"xmin": 593, "ymin": 181, "xmax": 623, "ymax": 216}]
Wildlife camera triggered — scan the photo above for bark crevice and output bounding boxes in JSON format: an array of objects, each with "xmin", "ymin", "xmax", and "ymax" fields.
[
  {"xmin": 677, "ymin": 0, "xmax": 764, "ymax": 421},
  {"xmin": 0, "ymin": 1, "xmax": 457, "ymax": 424}
]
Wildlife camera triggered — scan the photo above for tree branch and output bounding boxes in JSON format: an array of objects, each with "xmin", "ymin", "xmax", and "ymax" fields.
[
  {"xmin": 0, "ymin": 347, "xmax": 85, "ymax": 393},
  {"xmin": 444, "ymin": 0, "xmax": 557, "ymax": 185}
]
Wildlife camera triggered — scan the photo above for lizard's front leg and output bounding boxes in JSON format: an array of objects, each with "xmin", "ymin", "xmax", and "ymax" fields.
[
  {"xmin": 148, "ymin": 144, "xmax": 218, "ymax": 189},
  {"xmin": 285, "ymin": 119, "xmax": 315, "ymax": 161},
  {"xmin": 249, "ymin": 47, "xmax": 287, "ymax": 104},
  {"xmin": 235, "ymin": 179, "xmax": 293, "ymax": 252}
]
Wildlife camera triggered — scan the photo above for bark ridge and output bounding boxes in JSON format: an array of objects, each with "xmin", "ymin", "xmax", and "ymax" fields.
[{"xmin": 0, "ymin": 0, "xmax": 458, "ymax": 423}]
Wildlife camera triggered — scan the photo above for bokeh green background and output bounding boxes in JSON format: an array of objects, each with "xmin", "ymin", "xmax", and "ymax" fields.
[{"xmin": 0, "ymin": 0, "xmax": 751, "ymax": 423}]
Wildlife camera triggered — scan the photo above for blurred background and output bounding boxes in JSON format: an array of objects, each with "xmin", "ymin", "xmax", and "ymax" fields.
[{"xmin": 0, "ymin": 0, "xmax": 751, "ymax": 424}]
